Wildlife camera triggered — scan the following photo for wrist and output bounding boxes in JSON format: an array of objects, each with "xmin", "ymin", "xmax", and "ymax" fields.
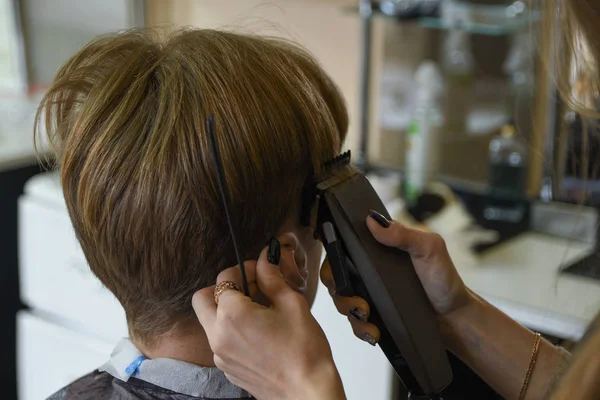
[
  {"xmin": 437, "ymin": 289, "xmax": 485, "ymax": 354},
  {"xmin": 297, "ymin": 360, "xmax": 345, "ymax": 400}
]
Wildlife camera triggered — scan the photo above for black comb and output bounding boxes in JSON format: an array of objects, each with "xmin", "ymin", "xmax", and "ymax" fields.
[{"xmin": 206, "ymin": 114, "xmax": 250, "ymax": 296}]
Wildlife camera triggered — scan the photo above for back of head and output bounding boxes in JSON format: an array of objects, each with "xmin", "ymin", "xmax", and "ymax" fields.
[{"xmin": 36, "ymin": 28, "xmax": 348, "ymax": 344}]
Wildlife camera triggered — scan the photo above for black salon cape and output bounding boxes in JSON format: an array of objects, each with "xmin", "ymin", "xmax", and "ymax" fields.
[{"xmin": 47, "ymin": 370, "xmax": 254, "ymax": 400}]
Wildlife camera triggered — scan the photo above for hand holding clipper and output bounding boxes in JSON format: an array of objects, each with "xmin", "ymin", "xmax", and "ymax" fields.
[{"xmin": 306, "ymin": 151, "xmax": 454, "ymax": 398}]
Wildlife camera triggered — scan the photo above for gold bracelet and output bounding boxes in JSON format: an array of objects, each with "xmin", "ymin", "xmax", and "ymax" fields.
[{"xmin": 519, "ymin": 332, "xmax": 542, "ymax": 400}]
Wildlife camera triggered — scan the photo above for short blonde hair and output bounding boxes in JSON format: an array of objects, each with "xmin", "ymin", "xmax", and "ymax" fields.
[{"xmin": 36, "ymin": 28, "xmax": 348, "ymax": 344}]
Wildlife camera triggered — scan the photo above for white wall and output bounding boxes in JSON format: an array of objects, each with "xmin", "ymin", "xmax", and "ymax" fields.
[
  {"xmin": 20, "ymin": 0, "xmax": 141, "ymax": 85},
  {"xmin": 146, "ymin": 0, "xmax": 362, "ymax": 153}
]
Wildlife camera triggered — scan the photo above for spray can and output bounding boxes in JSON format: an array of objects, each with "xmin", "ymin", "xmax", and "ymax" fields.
[{"xmin": 405, "ymin": 61, "xmax": 445, "ymax": 204}]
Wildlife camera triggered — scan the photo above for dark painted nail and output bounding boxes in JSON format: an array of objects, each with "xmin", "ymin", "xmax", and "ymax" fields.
[
  {"xmin": 363, "ymin": 333, "xmax": 377, "ymax": 346},
  {"xmin": 350, "ymin": 307, "xmax": 368, "ymax": 322},
  {"xmin": 369, "ymin": 209, "xmax": 390, "ymax": 228},
  {"xmin": 267, "ymin": 237, "xmax": 281, "ymax": 265}
]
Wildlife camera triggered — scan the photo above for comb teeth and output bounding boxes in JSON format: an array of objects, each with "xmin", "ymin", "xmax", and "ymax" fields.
[{"xmin": 324, "ymin": 150, "xmax": 351, "ymax": 169}]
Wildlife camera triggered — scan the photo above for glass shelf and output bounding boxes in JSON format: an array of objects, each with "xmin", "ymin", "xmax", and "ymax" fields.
[
  {"xmin": 344, "ymin": 2, "xmax": 540, "ymax": 37},
  {"xmin": 419, "ymin": 15, "xmax": 537, "ymax": 36}
]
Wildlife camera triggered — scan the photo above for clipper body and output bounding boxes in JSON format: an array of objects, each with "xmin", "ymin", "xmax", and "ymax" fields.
[{"xmin": 315, "ymin": 172, "xmax": 453, "ymax": 397}]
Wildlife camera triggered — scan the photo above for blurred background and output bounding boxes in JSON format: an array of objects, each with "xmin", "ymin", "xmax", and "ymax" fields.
[{"xmin": 1, "ymin": 1, "xmax": 599, "ymax": 399}]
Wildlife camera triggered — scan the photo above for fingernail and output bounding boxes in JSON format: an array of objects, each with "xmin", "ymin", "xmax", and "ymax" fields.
[
  {"xmin": 350, "ymin": 307, "xmax": 368, "ymax": 322},
  {"xmin": 369, "ymin": 209, "xmax": 390, "ymax": 228},
  {"xmin": 363, "ymin": 333, "xmax": 377, "ymax": 346},
  {"xmin": 267, "ymin": 237, "xmax": 281, "ymax": 265}
]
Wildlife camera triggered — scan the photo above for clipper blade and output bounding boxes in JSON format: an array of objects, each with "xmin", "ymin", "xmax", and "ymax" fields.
[
  {"xmin": 323, "ymin": 150, "xmax": 352, "ymax": 169},
  {"xmin": 317, "ymin": 150, "xmax": 357, "ymax": 191},
  {"xmin": 299, "ymin": 150, "xmax": 356, "ymax": 226}
]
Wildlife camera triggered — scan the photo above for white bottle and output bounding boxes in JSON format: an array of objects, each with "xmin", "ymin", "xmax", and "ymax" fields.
[
  {"xmin": 503, "ymin": 30, "xmax": 535, "ymax": 140},
  {"xmin": 405, "ymin": 61, "xmax": 445, "ymax": 204},
  {"xmin": 441, "ymin": 29, "xmax": 474, "ymax": 137}
]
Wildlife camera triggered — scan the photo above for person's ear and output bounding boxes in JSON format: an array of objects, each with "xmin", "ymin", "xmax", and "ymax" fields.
[{"xmin": 275, "ymin": 232, "xmax": 308, "ymax": 293}]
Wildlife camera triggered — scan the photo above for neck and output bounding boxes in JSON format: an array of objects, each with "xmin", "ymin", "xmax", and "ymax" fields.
[{"xmin": 134, "ymin": 321, "xmax": 215, "ymax": 367}]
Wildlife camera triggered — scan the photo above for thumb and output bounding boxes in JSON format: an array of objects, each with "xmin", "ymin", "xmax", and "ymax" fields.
[
  {"xmin": 366, "ymin": 214, "xmax": 448, "ymax": 261},
  {"xmin": 367, "ymin": 214, "xmax": 424, "ymax": 253}
]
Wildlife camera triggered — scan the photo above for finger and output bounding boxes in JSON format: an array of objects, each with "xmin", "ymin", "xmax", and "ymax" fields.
[
  {"xmin": 216, "ymin": 261, "xmax": 260, "ymax": 299},
  {"xmin": 192, "ymin": 286, "xmax": 218, "ymax": 331},
  {"xmin": 348, "ymin": 316, "xmax": 381, "ymax": 346},
  {"xmin": 333, "ymin": 296, "xmax": 370, "ymax": 322},
  {"xmin": 255, "ymin": 245, "xmax": 303, "ymax": 308},
  {"xmin": 216, "ymin": 284, "xmax": 256, "ymax": 309},
  {"xmin": 320, "ymin": 258, "xmax": 337, "ymax": 296},
  {"xmin": 320, "ymin": 258, "xmax": 371, "ymax": 320},
  {"xmin": 366, "ymin": 215, "xmax": 447, "ymax": 261}
]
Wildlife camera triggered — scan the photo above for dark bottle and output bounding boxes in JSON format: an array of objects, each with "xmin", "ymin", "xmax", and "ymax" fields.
[
  {"xmin": 489, "ymin": 123, "xmax": 527, "ymax": 198},
  {"xmin": 484, "ymin": 123, "xmax": 528, "ymax": 223}
]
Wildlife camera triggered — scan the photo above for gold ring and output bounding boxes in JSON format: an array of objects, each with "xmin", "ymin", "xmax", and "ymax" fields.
[{"xmin": 213, "ymin": 281, "xmax": 240, "ymax": 305}]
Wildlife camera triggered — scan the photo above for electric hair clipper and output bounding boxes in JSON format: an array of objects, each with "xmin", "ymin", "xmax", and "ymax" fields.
[{"xmin": 302, "ymin": 151, "xmax": 453, "ymax": 398}]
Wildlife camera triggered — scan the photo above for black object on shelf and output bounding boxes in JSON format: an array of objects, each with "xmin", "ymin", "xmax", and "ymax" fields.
[
  {"xmin": 361, "ymin": 161, "xmax": 531, "ymax": 254},
  {"xmin": 453, "ymin": 187, "xmax": 530, "ymax": 254},
  {"xmin": 561, "ymin": 248, "xmax": 600, "ymax": 281},
  {"xmin": 406, "ymin": 193, "xmax": 446, "ymax": 222}
]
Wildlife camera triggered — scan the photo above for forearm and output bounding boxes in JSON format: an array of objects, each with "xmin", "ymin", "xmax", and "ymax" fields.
[{"xmin": 440, "ymin": 292, "xmax": 570, "ymax": 400}]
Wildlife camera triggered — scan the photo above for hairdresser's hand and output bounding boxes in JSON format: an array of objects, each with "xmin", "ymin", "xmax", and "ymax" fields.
[
  {"xmin": 320, "ymin": 211, "xmax": 474, "ymax": 345},
  {"xmin": 192, "ymin": 247, "xmax": 346, "ymax": 400}
]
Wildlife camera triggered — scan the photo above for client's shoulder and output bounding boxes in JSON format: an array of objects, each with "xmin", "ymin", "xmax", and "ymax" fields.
[
  {"xmin": 46, "ymin": 369, "xmax": 255, "ymax": 400},
  {"xmin": 46, "ymin": 370, "xmax": 114, "ymax": 400}
]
